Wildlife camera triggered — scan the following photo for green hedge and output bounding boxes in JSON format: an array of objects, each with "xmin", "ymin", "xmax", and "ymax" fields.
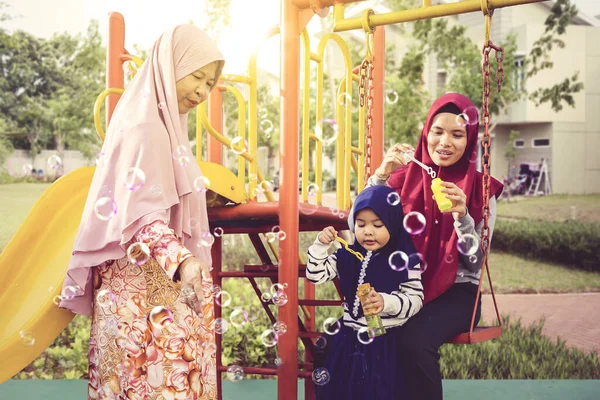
[{"xmin": 493, "ymin": 219, "xmax": 600, "ymax": 272}]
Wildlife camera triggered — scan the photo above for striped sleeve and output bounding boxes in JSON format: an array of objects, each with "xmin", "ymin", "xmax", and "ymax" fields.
[
  {"xmin": 380, "ymin": 267, "xmax": 424, "ymax": 319},
  {"xmin": 306, "ymin": 237, "xmax": 339, "ymax": 284}
]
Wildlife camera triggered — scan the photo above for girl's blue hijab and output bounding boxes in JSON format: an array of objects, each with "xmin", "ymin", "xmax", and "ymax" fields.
[{"xmin": 338, "ymin": 185, "xmax": 419, "ymax": 318}]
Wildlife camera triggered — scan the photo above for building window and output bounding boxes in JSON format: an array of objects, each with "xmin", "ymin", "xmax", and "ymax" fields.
[
  {"xmin": 437, "ymin": 70, "xmax": 447, "ymax": 94},
  {"xmin": 532, "ymin": 138, "xmax": 550, "ymax": 148},
  {"xmin": 514, "ymin": 55, "xmax": 526, "ymax": 91},
  {"xmin": 514, "ymin": 139, "xmax": 525, "ymax": 148}
]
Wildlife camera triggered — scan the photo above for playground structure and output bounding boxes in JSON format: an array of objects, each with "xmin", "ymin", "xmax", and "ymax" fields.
[{"xmin": 0, "ymin": 0, "xmax": 547, "ymax": 399}]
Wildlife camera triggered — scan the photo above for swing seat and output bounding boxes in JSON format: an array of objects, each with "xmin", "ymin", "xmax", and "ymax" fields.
[{"xmin": 447, "ymin": 326, "xmax": 502, "ymax": 344}]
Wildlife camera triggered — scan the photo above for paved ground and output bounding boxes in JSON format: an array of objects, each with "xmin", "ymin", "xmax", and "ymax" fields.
[{"xmin": 481, "ymin": 293, "xmax": 600, "ymax": 355}]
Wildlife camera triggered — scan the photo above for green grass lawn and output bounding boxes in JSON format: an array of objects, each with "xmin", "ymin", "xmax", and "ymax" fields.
[
  {"xmin": 1, "ymin": 184, "xmax": 599, "ymax": 293},
  {"xmin": 497, "ymin": 194, "xmax": 600, "ymax": 223}
]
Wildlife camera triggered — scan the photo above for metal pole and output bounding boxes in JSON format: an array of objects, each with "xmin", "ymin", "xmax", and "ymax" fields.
[
  {"xmin": 279, "ymin": 0, "xmax": 300, "ymax": 398},
  {"xmin": 106, "ymin": 12, "xmax": 125, "ymax": 125}
]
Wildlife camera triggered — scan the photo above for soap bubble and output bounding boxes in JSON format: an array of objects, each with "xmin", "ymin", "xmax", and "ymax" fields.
[
  {"xmin": 315, "ymin": 118, "xmax": 338, "ymax": 146},
  {"xmin": 357, "ymin": 327, "xmax": 375, "ymax": 344},
  {"xmin": 47, "ymin": 155, "xmax": 62, "ymax": 170},
  {"xmin": 193, "ymin": 176, "xmax": 210, "ymax": 193},
  {"xmin": 312, "ymin": 368, "xmax": 331, "ymax": 386},
  {"xmin": 260, "ymin": 329, "xmax": 278, "ymax": 347},
  {"xmin": 214, "ymin": 318, "xmax": 229, "ymax": 334},
  {"xmin": 403, "ymin": 211, "xmax": 426, "ymax": 235},
  {"xmin": 123, "ymin": 167, "xmax": 145, "ymax": 191},
  {"xmin": 94, "ymin": 197, "xmax": 117, "ymax": 220},
  {"xmin": 227, "ymin": 365, "xmax": 245, "ymax": 382},
  {"xmin": 215, "ymin": 291, "xmax": 232, "ymax": 308},
  {"xmin": 323, "ymin": 317, "xmax": 341, "ymax": 335},
  {"xmin": 148, "ymin": 306, "xmax": 174, "ymax": 329},
  {"xmin": 273, "ymin": 321, "xmax": 288, "ymax": 336},
  {"xmin": 388, "ymin": 251, "xmax": 409, "ymax": 272},
  {"xmin": 387, "ymin": 192, "xmax": 400, "ymax": 206},
  {"xmin": 126, "ymin": 242, "xmax": 150, "ymax": 265},
  {"xmin": 457, "ymin": 234, "xmax": 479, "ymax": 256},
  {"xmin": 230, "ymin": 136, "xmax": 248, "ymax": 155},
  {"xmin": 230, "ymin": 309, "xmax": 249, "ymax": 328}
]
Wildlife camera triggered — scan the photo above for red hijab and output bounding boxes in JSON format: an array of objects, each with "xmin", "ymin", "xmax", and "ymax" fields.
[{"xmin": 387, "ymin": 93, "xmax": 503, "ymax": 304}]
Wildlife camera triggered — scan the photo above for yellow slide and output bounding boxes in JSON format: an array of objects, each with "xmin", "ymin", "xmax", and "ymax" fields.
[{"xmin": 0, "ymin": 166, "xmax": 94, "ymax": 383}]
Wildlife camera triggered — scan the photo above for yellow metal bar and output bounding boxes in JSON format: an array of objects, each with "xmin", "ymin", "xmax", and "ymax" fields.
[
  {"xmin": 222, "ymin": 85, "xmax": 248, "ymax": 185},
  {"xmin": 422, "ymin": 0, "xmax": 431, "ymax": 6},
  {"xmin": 198, "ymin": 103, "xmax": 255, "ymax": 163},
  {"xmin": 309, "ymin": 53, "xmax": 322, "ymax": 63},
  {"xmin": 94, "ymin": 88, "xmax": 124, "ymax": 141},
  {"xmin": 333, "ymin": 0, "xmax": 546, "ymax": 32},
  {"xmin": 317, "ymin": 33, "xmax": 353, "ymax": 211},
  {"xmin": 220, "ymin": 74, "xmax": 253, "ymax": 85},
  {"xmin": 248, "ymin": 25, "xmax": 280, "ymax": 200},
  {"xmin": 350, "ymin": 154, "xmax": 359, "ymax": 175},
  {"xmin": 350, "ymin": 146, "xmax": 363, "ymax": 155}
]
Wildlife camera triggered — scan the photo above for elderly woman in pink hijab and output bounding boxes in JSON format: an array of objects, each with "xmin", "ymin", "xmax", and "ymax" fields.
[{"xmin": 59, "ymin": 24, "xmax": 224, "ymax": 400}]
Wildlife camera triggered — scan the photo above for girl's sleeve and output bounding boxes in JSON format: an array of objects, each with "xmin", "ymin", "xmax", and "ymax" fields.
[
  {"xmin": 306, "ymin": 236, "xmax": 339, "ymax": 284},
  {"xmin": 380, "ymin": 267, "xmax": 424, "ymax": 319},
  {"xmin": 131, "ymin": 220, "xmax": 193, "ymax": 280},
  {"xmin": 453, "ymin": 196, "xmax": 498, "ymax": 273}
]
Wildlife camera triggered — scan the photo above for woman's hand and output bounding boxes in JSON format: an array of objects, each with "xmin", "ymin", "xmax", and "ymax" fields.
[
  {"xmin": 440, "ymin": 181, "xmax": 467, "ymax": 219},
  {"xmin": 318, "ymin": 226, "xmax": 338, "ymax": 245},
  {"xmin": 178, "ymin": 257, "xmax": 208, "ymax": 315},
  {"xmin": 375, "ymin": 143, "xmax": 415, "ymax": 178},
  {"xmin": 361, "ymin": 288, "xmax": 384, "ymax": 315}
]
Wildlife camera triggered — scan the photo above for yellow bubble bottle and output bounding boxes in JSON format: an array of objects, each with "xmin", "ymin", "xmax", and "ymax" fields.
[
  {"xmin": 357, "ymin": 283, "xmax": 386, "ymax": 338},
  {"xmin": 431, "ymin": 178, "xmax": 453, "ymax": 211}
]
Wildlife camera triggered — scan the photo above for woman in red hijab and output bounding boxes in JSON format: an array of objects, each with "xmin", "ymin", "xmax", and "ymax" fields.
[{"xmin": 368, "ymin": 93, "xmax": 503, "ymax": 400}]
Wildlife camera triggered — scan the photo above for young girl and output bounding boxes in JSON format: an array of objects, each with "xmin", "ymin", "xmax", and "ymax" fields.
[{"xmin": 306, "ymin": 185, "xmax": 424, "ymax": 400}]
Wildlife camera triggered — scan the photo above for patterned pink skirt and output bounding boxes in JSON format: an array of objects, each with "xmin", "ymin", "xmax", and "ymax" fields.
[{"xmin": 87, "ymin": 257, "xmax": 217, "ymax": 400}]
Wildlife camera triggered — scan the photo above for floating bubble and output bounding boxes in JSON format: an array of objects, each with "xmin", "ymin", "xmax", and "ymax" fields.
[
  {"xmin": 278, "ymin": 231, "xmax": 287, "ymax": 241},
  {"xmin": 47, "ymin": 155, "xmax": 62, "ymax": 170},
  {"xmin": 261, "ymin": 293, "xmax": 272, "ymax": 302},
  {"xmin": 385, "ymin": 89, "xmax": 399, "ymax": 105},
  {"xmin": 52, "ymin": 295, "xmax": 62, "ymax": 306},
  {"xmin": 388, "ymin": 251, "xmax": 409, "ymax": 272},
  {"xmin": 457, "ymin": 234, "xmax": 479, "ymax": 256},
  {"xmin": 272, "ymin": 291, "xmax": 288, "ymax": 306},
  {"xmin": 357, "ymin": 327, "xmax": 375, "ymax": 344},
  {"xmin": 95, "ymin": 152, "xmax": 106, "ymax": 167},
  {"xmin": 468, "ymin": 255, "xmax": 478, "ymax": 263},
  {"xmin": 315, "ymin": 118, "xmax": 339, "ymax": 146},
  {"xmin": 215, "ymin": 290, "xmax": 232, "ymax": 308},
  {"xmin": 307, "ymin": 183, "xmax": 319, "ymax": 198},
  {"xmin": 403, "ymin": 211, "xmax": 426, "ymax": 235},
  {"xmin": 444, "ymin": 254, "xmax": 455, "ymax": 264},
  {"xmin": 123, "ymin": 167, "xmax": 145, "ymax": 191},
  {"xmin": 99, "ymin": 186, "xmax": 112, "ymax": 196},
  {"xmin": 387, "ymin": 192, "xmax": 400, "ymax": 206},
  {"xmin": 271, "ymin": 225, "xmax": 281, "ymax": 234},
  {"xmin": 127, "ymin": 242, "xmax": 150, "ymax": 265},
  {"xmin": 230, "ymin": 136, "xmax": 248, "ymax": 155},
  {"xmin": 149, "ymin": 185, "xmax": 163, "ymax": 196},
  {"xmin": 213, "ymin": 227, "xmax": 224, "ymax": 237},
  {"xmin": 97, "ymin": 289, "xmax": 116, "ymax": 308},
  {"xmin": 227, "ymin": 365, "xmax": 245, "ymax": 382},
  {"xmin": 312, "ymin": 368, "xmax": 331, "ymax": 386},
  {"xmin": 19, "ymin": 330, "xmax": 35, "ymax": 346},
  {"xmin": 270, "ymin": 284, "xmax": 285, "ymax": 295},
  {"xmin": 265, "ymin": 231, "xmax": 277, "ymax": 243},
  {"xmin": 193, "ymin": 176, "xmax": 210, "ymax": 194},
  {"xmin": 61, "ymin": 285, "xmax": 81, "ymax": 301},
  {"xmin": 274, "ymin": 357, "xmax": 283, "ymax": 367},
  {"xmin": 230, "ymin": 309, "xmax": 249, "ymax": 328},
  {"xmin": 210, "ymin": 285, "xmax": 222, "ymax": 296},
  {"xmin": 337, "ymin": 92, "xmax": 351, "ymax": 107},
  {"xmin": 456, "ymin": 106, "xmax": 480, "ymax": 127},
  {"xmin": 172, "ymin": 145, "xmax": 187, "ymax": 159},
  {"xmin": 323, "ymin": 317, "xmax": 341, "ymax": 335},
  {"xmin": 199, "ymin": 232, "xmax": 215, "ymax": 247},
  {"xmin": 260, "ymin": 329, "xmax": 278, "ymax": 347},
  {"xmin": 7, "ymin": 160, "xmax": 32, "ymax": 178},
  {"xmin": 409, "ymin": 252, "xmax": 427, "ymax": 274},
  {"xmin": 22, "ymin": 163, "xmax": 33, "ymax": 176},
  {"xmin": 177, "ymin": 155, "xmax": 190, "ymax": 167},
  {"xmin": 149, "ymin": 306, "xmax": 174, "ymax": 329},
  {"xmin": 315, "ymin": 336, "xmax": 328, "ymax": 350},
  {"xmin": 94, "ymin": 197, "xmax": 117, "ymax": 221},
  {"xmin": 259, "ymin": 119, "xmax": 274, "ymax": 135},
  {"xmin": 214, "ymin": 318, "xmax": 229, "ymax": 334},
  {"xmin": 258, "ymin": 108, "xmax": 268, "ymax": 120},
  {"xmin": 259, "ymin": 180, "xmax": 274, "ymax": 193},
  {"xmin": 273, "ymin": 321, "xmax": 288, "ymax": 336}
]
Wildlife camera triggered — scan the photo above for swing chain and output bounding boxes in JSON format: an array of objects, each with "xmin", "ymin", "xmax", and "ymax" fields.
[
  {"xmin": 359, "ymin": 58, "xmax": 375, "ymax": 181},
  {"xmin": 481, "ymin": 39, "xmax": 504, "ymax": 254}
]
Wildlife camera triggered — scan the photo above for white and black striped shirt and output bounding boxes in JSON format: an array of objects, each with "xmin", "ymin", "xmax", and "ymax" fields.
[{"xmin": 306, "ymin": 237, "xmax": 424, "ymax": 330}]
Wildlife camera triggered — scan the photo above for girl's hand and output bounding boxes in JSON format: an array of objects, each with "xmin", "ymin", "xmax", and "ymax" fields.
[
  {"xmin": 318, "ymin": 226, "xmax": 338, "ymax": 245},
  {"xmin": 375, "ymin": 143, "xmax": 415, "ymax": 178},
  {"xmin": 361, "ymin": 288, "xmax": 384, "ymax": 315},
  {"xmin": 440, "ymin": 181, "xmax": 467, "ymax": 219}
]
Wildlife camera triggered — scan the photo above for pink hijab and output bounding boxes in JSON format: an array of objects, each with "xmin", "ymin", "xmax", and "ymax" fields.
[{"xmin": 60, "ymin": 24, "xmax": 225, "ymax": 316}]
